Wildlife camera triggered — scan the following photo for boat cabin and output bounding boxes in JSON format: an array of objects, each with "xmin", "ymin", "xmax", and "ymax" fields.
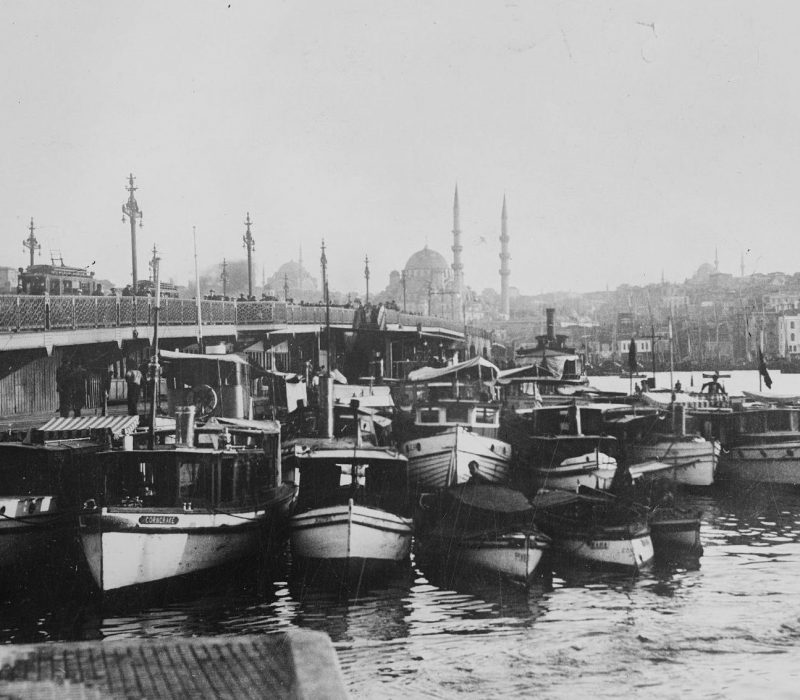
[
  {"xmin": 87, "ymin": 443, "xmax": 281, "ymax": 513},
  {"xmin": 160, "ymin": 349, "xmax": 254, "ymax": 420}
]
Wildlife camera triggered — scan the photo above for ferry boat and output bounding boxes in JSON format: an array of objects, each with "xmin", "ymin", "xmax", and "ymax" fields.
[
  {"xmin": 395, "ymin": 357, "xmax": 513, "ymax": 491},
  {"xmin": 79, "ymin": 420, "xmax": 297, "ymax": 593}
]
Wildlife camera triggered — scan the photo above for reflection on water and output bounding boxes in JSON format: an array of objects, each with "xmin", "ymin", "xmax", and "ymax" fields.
[{"xmin": 3, "ymin": 486, "xmax": 800, "ymax": 696}]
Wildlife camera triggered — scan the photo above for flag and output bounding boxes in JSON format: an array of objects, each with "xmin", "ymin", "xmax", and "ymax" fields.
[
  {"xmin": 758, "ymin": 348, "xmax": 773, "ymax": 389},
  {"xmin": 628, "ymin": 337, "xmax": 637, "ymax": 374}
]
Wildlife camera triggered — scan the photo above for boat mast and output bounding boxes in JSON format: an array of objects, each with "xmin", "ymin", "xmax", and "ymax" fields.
[
  {"xmin": 193, "ymin": 226, "xmax": 203, "ymax": 352},
  {"xmin": 148, "ymin": 249, "xmax": 161, "ymax": 450},
  {"xmin": 669, "ymin": 317, "xmax": 674, "ymax": 395}
]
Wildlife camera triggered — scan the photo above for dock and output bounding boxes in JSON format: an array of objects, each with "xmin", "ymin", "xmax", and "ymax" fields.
[{"xmin": 0, "ymin": 631, "xmax": 348, "ymax": 699}]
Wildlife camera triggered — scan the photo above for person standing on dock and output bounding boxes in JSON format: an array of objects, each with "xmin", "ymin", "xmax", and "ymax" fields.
[
  {"xmin": 125, "ymin": 360, "xmax": 143, "ymax": 416},
  {"xmin": 56, "ymin": 358, "xmax": 72, "ymax": 417},
  {"xmin": 70, "ymin": 360, "xmax": 88, "ymax": 417}
]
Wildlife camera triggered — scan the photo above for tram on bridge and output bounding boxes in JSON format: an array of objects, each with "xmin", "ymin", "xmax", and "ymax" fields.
[{"xmin": 18, "ymin": 263, "xmax": 100, "ymax": 296}]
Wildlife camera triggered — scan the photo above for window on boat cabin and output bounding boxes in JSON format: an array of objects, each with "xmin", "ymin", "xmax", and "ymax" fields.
[
  {"xmin": 297, "ymin": 460, "xmax": 342, "ymax": 509},
  {"xmin": 218, "ymin": 451, "xmax": 275, "ymax": 508},
  {"xmin": 419, "ymin": 407, "xmax": 441, "ymax": 423},
  {"xmin": 178, "ymin": 458, "xmax": 213, "ymax": 507},
  {"xmin": 446, "ymin": 404, "xmax": 470, "ymax": 423},
  {"xmin": 474, "ymin": 406, "xmax": 498, "ymax": 424}
]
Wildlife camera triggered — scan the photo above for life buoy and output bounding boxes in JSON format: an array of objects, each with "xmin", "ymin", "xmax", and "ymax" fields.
[{"xmin": 188, "ymin": 384, "xmax": 218, "ymax": 417}]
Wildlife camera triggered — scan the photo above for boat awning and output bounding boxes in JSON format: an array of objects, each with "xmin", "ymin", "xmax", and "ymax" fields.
[
  {"xmin": 442, "ymin": 485, "xmax": 534, "ymax": 514},
  {"xmin": 160, "ymin": 349, "xmax": 250, "ymax": 366},
  {"xmin": 36, "ymin": 415, "xmax": 141, "ymax": 439},
  {"xmin": 203, "ymin": 416, "xmax": 281, "ymax": 434},
  {"xmin": 407, "ymin": 356, "xmax": 500, "ymax": 383}
]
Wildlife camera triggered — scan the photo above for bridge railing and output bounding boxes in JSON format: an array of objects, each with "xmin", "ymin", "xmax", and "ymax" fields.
[{"xmin": 0, "ymin": 295, "xmax": 491, "ymax": 340}]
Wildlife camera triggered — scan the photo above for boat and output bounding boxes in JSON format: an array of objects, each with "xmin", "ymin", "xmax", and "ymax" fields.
[
  {"xmin": 707, "ymin": 406, "xmax": 800, "ymax": 485},
  {"xmin": 531, "ymin": 488, "xmax": 654, "ymax": 569},
  {"xmin": 0, "ymin": 417, "xmax": 137, "ymax": 583},
  {"xmin": 582, "ymin": 402, "xmax": 721, "ymax": 487},
  {"xmin": 416, "ymin": 484, "xmax": 551, "ymax": 583},
  {"xmin": 286, "ymin": 441, "xmax": 413, "ymax": 573},
  {"xmin": 395, "ymin": 357, "xmax": 513, "ymax": 491},
  {"xmin": 500, "ymin": 404, "xmax": 619, "ymax": 494},
  {"xmin": 741, "ymin": 390, "xmax": 800, "ymax": 406},
  {"xmin": 78, "ymin": 419, "xmax": 297, "ymax": 593},
  {"xmin": 496, "ymin": 363, "xmax": 593, "ymax": 412},
  {"xmin": 648, "ymin": 505, "xmax": 703, "ymax": 555}
]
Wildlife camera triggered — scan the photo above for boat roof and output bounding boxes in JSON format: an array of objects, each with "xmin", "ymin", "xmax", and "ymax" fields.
[
  {"xmin": 442, "ymin": 485, "xmax": 534, "ymax": 513},
  {"xmin": 407, "ymin": 356, "xmax": 500, "ymax": 383},
  {"xmin": 36, "ymin": 415, "xmax": 141, "ymax": 439},
  {"xmin": 285, "ymin": 439, "xmax": 406, "ymax": 462},
  {"xmin": 160, "ymin": 349, "xmax": 250, "ymax": 366}
]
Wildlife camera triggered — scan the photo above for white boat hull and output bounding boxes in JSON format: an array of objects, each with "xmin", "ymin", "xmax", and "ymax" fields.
[
  {"xmin": 428, "ymin": 531, "xmax": 549, "ymax": 582},
  {"xmin": 402, "ymin": 427, "xmax": 512, "ymax": 490},
  {"xmin": 531, "ymin": 451, "xmax": 617, "ymax": 492},
  {"xmin": 290, "ymin": 502, "xmax": 413, "ymax": 564},
  {"xmin": 79, "ymin": 509, "xmax": 267, "ymax": 592},
  {"xmin": 630, "ymin": 438, "xmax": 720, "ymax": 486},
  {"xmin": 553, "ymin": 526, "xmax": 654, "ymax": 569},
  {"xmin": 718, "ymin": 441, "xmax": 800, "ymax": 485}
]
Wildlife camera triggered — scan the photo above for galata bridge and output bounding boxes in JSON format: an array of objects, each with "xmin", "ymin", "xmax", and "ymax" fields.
[{"xmin": 0, "ymin": 295, "xmax": 496, "ymax": 420}]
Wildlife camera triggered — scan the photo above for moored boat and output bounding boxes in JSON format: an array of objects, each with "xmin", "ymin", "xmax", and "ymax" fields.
[
  {"xmin": 78, "ymin": 420, "xmax": 296, "ymax": 593},
  {"xmin": 286, "ymin": 440, "xmax": 413, "ymax": 573},
  {"xmin": 416, "ymin": 484, "xmax": 551, "ymax": 583},
  {"xmin": 402, "ymin": 425, "xmax": 512, "ymax": 491},
  {"xmin": 531, "ymin": 489, "xmax": 654, "ymax": 569}
]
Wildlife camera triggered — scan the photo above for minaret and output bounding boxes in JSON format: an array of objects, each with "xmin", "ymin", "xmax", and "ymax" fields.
[
  {"xmin": 740, "ymin": 251, "xmax": 745, "ymax": 277},
  {"xmin": 451, "ymin": 185, "xmax": 464, "ymax": 295},
  {"xmin": 298, "ymin": 244, "xmax": 304, "ymax": 294},
  {"xmin": 714, "ymin": 246, "xmax": 719, "ymax": 272},
  {"xmin": 499, "ymin": 195, "xmax": 511, "ymax": 318}
]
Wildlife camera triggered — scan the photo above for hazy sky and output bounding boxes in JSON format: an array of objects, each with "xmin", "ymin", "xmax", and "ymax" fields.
[{"xmin": 3, "ymin": 2, "xmax": 799, "ymax": 296}]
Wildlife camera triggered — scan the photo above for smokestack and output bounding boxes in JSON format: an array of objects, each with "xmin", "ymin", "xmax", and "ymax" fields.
[{"xmin": 546, "ymin": 308, "xmax": 555, "ymax": 341}]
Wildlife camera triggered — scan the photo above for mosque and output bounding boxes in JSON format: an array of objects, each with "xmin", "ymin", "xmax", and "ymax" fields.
[{"xmin": 376, "ymin": 187, "xmax": 512, "ymax": 320}]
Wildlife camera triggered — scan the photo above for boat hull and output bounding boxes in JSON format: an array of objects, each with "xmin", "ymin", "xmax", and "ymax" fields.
[
  {"xmin": 79, "ymin": 509, "xmax": 269, "ymax": 592},
  {"xmin": 551, "ymin": 525, "xmax": 654, "ymax": 569},
  {"xmin": 528, "ymin": 451, "xmax": 618, "ymax": 492},
  {"xmin": 290, "ymin": 502, "xmax": 413, "ymax": 564},
  {"xmin": 0, "ymin": 496, "xmax": 71, "ymax": 574},
  {"xmin": 630, "ymin": 438, "xmax": 719, "ymax": 486},
  {"xmin": 649, "ymin": 515, "xmax": 702, "ymax": 553},
  {"xmin": 718, "ymin": 441, "xmax": 800, "ymax": 485},
  {"xmin": 402, "ymin": 427, "xmax": 512, "ymax": 490},
  {"xmin": 425, "ymin": 530, "xmax": 549, "ymax": 582}
]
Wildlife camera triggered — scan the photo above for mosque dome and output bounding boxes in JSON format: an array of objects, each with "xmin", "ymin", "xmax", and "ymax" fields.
[
  {"xmin": 404, "ymin": 246, "xmax": 449, "ymax": 273},
  {"xmin": 693, "ymin": 262, "xmax": 715, "ymax": 282}
]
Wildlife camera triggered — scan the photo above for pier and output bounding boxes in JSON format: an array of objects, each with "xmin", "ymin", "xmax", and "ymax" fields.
[{"xmin": 0, "ymin": 632, "xmax": 348, "ymax": 699}]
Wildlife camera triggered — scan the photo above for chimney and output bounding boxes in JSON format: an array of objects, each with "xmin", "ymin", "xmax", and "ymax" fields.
[{"xmin": 546, "ymin": 308, "xmax": 555, "ymax": 341}]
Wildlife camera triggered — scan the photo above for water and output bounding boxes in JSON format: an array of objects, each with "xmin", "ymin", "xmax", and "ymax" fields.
[
  {"xmin": 4, "ymin": 375, "xmax": 800, "ymax": 698},
  {"xmin": 4, "ymin": 483, "xmax": 800, "ymax": 698}
]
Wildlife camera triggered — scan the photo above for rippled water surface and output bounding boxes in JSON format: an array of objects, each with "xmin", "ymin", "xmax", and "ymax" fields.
[{"xmin": 4, "ymin": 482, "xmax": 800, "ymax": 698}]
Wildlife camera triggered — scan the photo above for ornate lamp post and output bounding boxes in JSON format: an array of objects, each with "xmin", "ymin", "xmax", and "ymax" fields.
[
  {"xmin": 23, "ymin": 217, "xmax": 41, "ymax": 269},
  {"xmin": 242, "ymin": 212, "xmax": 255, "ymax": 298},
  {"xmin": 121, "ymin": 174, "xmax": 143, "ymax": 292}
]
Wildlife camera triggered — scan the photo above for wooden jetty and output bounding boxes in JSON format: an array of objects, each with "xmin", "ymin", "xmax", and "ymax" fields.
[{"xmin": 0, "ymin": 631, "xmax": 348, "ymax": 699}]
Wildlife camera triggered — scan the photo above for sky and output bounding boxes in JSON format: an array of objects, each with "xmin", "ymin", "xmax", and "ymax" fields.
[{"xmin": 2, "ymin": 1, "xmax": 800, "ymax": 296}]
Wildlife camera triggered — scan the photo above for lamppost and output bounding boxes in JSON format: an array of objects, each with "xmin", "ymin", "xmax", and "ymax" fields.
[
  {"xmin": 243, "ymin": 213, "xmax": 255, "ymax": 299},
  {"xmin": 22, "ymin": 217, "xmax": 40, "ymax": 268},
  {"xmin": 320, "ymin": 239, "xmax": 331, "ymax": 367},
  {"xmin": 121, "ymin": 174, "xmax": 143, "ymax": 292},
  {"xmin": 220, "ymin": 258, "xmax": 229, "ymax": 299}
]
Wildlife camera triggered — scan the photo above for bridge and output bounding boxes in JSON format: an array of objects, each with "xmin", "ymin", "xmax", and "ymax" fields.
[
  {"xmin": 0, "ymin": 295, "xmax": 495, "ymax": 420},
  {"xmin": 0, "ymin": 295, "xmax": 488, "ymax": 352}
]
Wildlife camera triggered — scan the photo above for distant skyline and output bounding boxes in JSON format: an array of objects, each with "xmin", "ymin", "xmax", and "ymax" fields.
[{"xmin": 3, "ymin": 2, "xmax": 799, "ymax": 296}]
